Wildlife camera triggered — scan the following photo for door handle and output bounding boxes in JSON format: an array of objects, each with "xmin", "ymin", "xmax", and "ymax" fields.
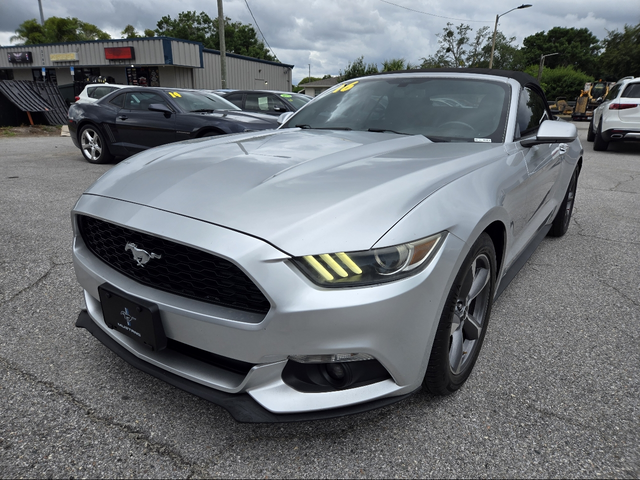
[{"xmin": 118, "ymin": 115, "xmax": 128, "ymax": 120}]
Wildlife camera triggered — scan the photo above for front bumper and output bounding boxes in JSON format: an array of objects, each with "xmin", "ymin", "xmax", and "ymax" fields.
[
  {"xmin": 75, "ymin": 309, "xmax": 418, "ymax": 422},
  {"xmin": 72, "ymin": 194, "xmax": 463, "ymax": 420}
]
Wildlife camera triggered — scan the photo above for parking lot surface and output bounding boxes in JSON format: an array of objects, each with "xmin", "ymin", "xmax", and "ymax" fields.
[{"xmin": 0, "ymin": 124, "xmax": 638, "ymax": 478}]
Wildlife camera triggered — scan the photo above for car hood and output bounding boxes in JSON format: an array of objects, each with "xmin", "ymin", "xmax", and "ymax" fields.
[
  {"xmin": 200, "ymin": 110, "xmax": 278, "ymax": 127},
  {"xmin": 85, "ymin": 129, "xmax": 501, "ymax": 255}
]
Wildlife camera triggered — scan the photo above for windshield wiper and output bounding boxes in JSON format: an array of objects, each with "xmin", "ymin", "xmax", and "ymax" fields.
[
  {"xmin": 190, "ymin": 109, "xmax": 216, "ymax": 113},
  {"xmin": 294, "ymin": 125, "xmax": 352, "ymax": 130},
  {"xmin": 368, "ymin": 128, "xmax": 410, "ymax": 135}
]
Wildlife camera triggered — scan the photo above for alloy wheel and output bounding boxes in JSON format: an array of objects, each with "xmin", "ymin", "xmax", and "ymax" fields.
[{"xmin": 449, "ymin": 253, "xmax": 491, "ymax": 375}]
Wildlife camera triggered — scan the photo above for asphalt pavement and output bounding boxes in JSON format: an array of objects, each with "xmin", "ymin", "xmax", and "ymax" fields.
[{"xmin": 0, "ymin": 124, "xmax": 638, "ymax": 478}]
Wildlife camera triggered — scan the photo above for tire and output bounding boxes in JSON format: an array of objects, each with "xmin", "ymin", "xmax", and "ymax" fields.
[
  {"xmin": 79, "ymin": 125, "xmax": 113, "ymax": 164},
  {"xmin": 586, "ymin": 117, "xmax": 595, "ymax": 142},
  {"xmin": 548, "ymin": 168, "xmax": 579, "ymax": 238},
  {"xmin": 423, "ymin": 233, "xmax": 496, "ymax": 395},
  {"xmin": 593, "ymin": 119, "xmax": 609, "ymax": 151}
]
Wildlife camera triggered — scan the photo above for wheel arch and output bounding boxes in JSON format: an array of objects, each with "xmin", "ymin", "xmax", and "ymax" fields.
[
  {"xmin": 482, "ymin": 221, "xmax": 506, "ymax": 278},
  {"xmin": 196, "ymin": 126, "xmax": 226, "ymax": 138}
]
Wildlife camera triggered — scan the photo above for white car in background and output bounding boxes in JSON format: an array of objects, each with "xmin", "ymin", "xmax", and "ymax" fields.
[
  {"xmin": 588, "ymin": 77, "xmax": 640, "ymax": 150},
  {"xmin": 74, "ymin": 84, "xmax": 132, "ymax": 104}
]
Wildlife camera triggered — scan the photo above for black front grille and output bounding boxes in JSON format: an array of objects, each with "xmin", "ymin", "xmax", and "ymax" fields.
[{"xmin": 78, "ymin": 215, "xmax": 271, "ymax": 315}]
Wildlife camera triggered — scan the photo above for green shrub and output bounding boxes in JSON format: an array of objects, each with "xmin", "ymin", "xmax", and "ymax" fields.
[{"xmin": 524, "ymin": 65, "xmax": 593, "ymax": 100}]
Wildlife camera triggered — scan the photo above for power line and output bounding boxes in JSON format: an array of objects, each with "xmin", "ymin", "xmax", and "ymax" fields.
[
  {"xmin": 379, "ymin": 0, "xmax": 492, "ymax": 23},
  {"xmin": 243, "ymin": 0, "xmax": 279, "ymax": 62}
]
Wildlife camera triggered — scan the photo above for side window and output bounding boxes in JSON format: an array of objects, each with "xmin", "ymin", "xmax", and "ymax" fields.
[
  {"xmin": 604, "ymin": 84, "xmax": 622, "ymax": 101},
  {"xmin": 87, "ymin": 87, "xmax": 99, "ymax": 99},
  {"xmin": 245, "ymin": 93, "xmax": 287, "ymax": 113},
  {"xmin": 621, "ymin": 83, "xmax": 640, "ymax": 99},
  {"xmin": 91, "ymin": 86, "xmax": 116, "ymax": 99},
  {"xmin": 224, "ymin": 93, "xmax": 244, "ymax": 108},
  {"xmin": 516, "ymin": 87, "xmax": 548, "ymax": 138},
  {"xmin": 109, "ymin": 93, "xmax": 125, "ymax": 109},
  {"xmin": 125, "ymin": 92, "xmax": 167, "ymax": 111}
]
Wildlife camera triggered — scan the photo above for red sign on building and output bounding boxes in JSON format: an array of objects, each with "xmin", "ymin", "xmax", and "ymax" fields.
[{"xmin": 104, "ymin": 47, "xmax": 135, "ymax": 60}]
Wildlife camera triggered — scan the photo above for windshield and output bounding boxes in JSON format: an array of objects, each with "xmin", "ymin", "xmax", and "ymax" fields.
[
  {"xmin": 171, "ymin": 91, "xmax": 241, "ymax": 112},
  {"xmin": 279, "ymin": 93, "xmax": 311, "ymax": 110},
  {"xmin": 283, "ymin": 76, "xmax": 510, "ymax": 143}
]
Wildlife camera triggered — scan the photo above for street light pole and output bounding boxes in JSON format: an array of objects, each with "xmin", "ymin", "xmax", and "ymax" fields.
[
  {"xmin": 489, "ymin": 4, "xmax": 532, "ymax": 69},
  {"xmin": 538, "ymin": 52, "xmax": 559, "ymax": 81}
]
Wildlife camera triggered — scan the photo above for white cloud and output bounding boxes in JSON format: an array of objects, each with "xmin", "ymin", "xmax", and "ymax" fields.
[{"xmin": 1, "ymin": 0, "xmax": 638, "ymax": 84}]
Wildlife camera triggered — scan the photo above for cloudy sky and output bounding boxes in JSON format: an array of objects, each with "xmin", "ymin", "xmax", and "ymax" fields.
[{"xmin": 1, "ymin": 0, "xmax": 638, "ymax": 84}]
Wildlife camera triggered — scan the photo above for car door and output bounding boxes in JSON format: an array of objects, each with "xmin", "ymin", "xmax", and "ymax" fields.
[
  {"xmin": 116, "ymin": 91, "xmax": 176, "ymax": 152},
  {"xmin": 517, "ymin": 87, "xmax": 563, "ymax": 234}
]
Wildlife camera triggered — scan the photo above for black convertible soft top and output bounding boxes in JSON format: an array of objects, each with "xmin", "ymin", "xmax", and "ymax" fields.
[{"xmin": 375, "ymin": 68, "xmax": 539, "ymax": 88}]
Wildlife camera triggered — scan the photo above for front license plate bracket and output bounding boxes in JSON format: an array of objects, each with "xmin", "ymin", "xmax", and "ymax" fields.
[{"xmin": 98, "ymin": 284, "xmax": 167, "ymax": 351}]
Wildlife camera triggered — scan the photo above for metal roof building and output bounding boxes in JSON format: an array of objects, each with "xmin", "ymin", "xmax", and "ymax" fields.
[{"xmin": 0, "ymin": 37, "xmax": 294, "ymax": 92}]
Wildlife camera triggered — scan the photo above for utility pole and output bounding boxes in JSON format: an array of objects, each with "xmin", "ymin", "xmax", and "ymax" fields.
[
  {"xmin": 538, "ymin": 52, "xmax": 559, "ymax": 81},
  {"xmin": 217, "ymin": 0, "xmax": 227, "ymax": 89},
  {"xmin": 38, "ymin": 0, "xmax": 45, "ymax": 25},
  {"xmin": 308, "ymin": 64, "xmax": 311, "ymax": 82}
]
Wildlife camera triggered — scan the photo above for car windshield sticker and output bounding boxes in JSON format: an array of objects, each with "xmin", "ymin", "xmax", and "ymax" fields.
[
  {"xmin": 280, "ymin": 94, "xmax": 292, "ymax": 98},
  {"xmin": 332, "ymin": 81, "xmax": 359, "ymax": 93},
  {"xmin": 474, "ymin": 138, "xmax": 492, "ymax": 143},
  {"xmin": 168, "ymin": 92, "xmax": 182, "ymax": 98}
]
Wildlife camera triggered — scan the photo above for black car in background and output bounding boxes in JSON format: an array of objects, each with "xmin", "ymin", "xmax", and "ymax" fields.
[
  {"xmin": 220, "ymin": 90, "xmax": 311, "ymax": 116},
  {"xmin": 68, "ymin": 88, "xmax": 280, "ymax": 164}
]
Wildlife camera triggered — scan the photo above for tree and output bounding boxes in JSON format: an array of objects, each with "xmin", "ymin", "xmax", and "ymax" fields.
[
  {"xmin": 520, "ymin": 27, "xmax": 601, "ymax": 77},
  {"xmin": 524, "ymin": 65, "xmax": 593, "ymax": 99},
  {"xmin": 599, "ymin": 23, "xmax": 640, "ymax": 80},
  {"xmin": 340, "ymin": 56, "xmax": 379, "ymax": 80},
  {"xmin": 419, "ymin": 23, "xmax": 516, "ymax": 69},
  {"xmin": 154, "ymin": 11, "xmax": 275, "ymax": 61},
  {"xmin": 216, "ymin": 20, "xmax": 275, "ymax": 61},
  {"xmin": 11, "ymin": 17, "xmax": 110, "ymax": 44},
  {"xmin": 381, "ymin": 58, "xmax": 406, "ymax": 72},
  {"xmin": 121, "ymin": 25, "xmax": 140, "ymax": 39},
  {"xmin": 154, "ymin": 11, "xmax": 214, "ymax": 45},
  {"xmin": 482, "ymin": 31, "xmax": 524, "ymax": 70}
]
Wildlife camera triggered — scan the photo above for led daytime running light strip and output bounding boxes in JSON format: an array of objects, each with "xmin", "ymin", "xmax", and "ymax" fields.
[{"xmin": 303, "ymin": 252, "xmax": 362, "ymax": 281}]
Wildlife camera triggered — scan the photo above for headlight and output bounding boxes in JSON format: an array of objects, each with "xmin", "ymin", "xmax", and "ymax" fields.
[{"xmin": 293, "ymin": 232, "xmax": 445, "ymax": 287}]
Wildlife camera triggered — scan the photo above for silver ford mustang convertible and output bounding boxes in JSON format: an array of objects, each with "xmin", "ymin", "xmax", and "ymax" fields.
[{"xmin": 72, "ymin": 69, "xmax": 583, "ymax": 422}]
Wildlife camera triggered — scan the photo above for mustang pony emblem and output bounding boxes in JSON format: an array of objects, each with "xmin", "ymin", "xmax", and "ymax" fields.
[{"xmin": 125, "ymin": 242, "xmax": 161, "ymax": 267}]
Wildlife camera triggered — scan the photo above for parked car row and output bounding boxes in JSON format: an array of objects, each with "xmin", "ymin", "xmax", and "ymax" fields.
[
  {"xmin": 68, "ymin": 87, "xmax": 281, "ymax": 163},
  {"xmin": 71, "ymin": 69, "xmax": 584, "ymax": 422}
]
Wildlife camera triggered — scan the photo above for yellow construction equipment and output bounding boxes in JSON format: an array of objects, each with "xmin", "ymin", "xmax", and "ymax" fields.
[
  {"xmin": 549, "ymin": 97, "xmax": 574, "ymax": 116},
  {"xmin": 572, "ymin": 80, "xmax": 609, "ymax": 121}
]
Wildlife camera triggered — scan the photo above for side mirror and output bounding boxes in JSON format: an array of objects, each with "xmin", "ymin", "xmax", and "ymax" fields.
[
  {"xmin": 520, "ymin": 120, "xmax": 577, "ymax": 147},
  {"xmin": 148, "ymin": 103, "xmax": 173, "ymax": 115},
  {"xmin": 277, "ymin": 111, "xmax": 294, "ymax": 125}
]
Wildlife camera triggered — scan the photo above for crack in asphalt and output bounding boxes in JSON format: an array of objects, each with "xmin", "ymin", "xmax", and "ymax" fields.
[
  {"xmin": 0, "ymin": 355, "xmax": 208, "ymax": 479},
  {"xmin": 0, "ymin": 261, "xmax": 55, "ymax": 307},
  {"xmin": 598, "ymin": 278, "xmax": 640, "ymax": 308},
  {"xmin": 0, "ymin": 260, "xmax": 73, "ymax": 307}
]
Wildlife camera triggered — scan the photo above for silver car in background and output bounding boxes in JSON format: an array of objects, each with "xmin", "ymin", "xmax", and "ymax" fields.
[{"xmin": 72, "ymin": 69, "xmax": 582, "ymax": 422}]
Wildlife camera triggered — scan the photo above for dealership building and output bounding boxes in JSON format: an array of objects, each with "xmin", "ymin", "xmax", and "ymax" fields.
[{"xmin": 0, "ymin": 37, "xmax": 294, "ymax": 92}]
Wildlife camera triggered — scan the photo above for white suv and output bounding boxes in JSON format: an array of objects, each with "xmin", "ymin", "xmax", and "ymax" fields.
[
  {"xmin": 74, "ymin": 83, "xmax": 132, "ymax": 104},
  {"xmin": 588, "ymin": 77, "xmax": 640, "ymax": 151}
]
